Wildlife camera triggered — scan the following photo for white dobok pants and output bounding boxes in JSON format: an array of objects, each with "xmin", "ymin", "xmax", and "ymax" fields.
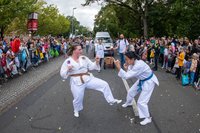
[
  {"xmin": 125, "ymin": 79, "xmax": 155, "ymax": 119},
  {"xmin": 70, "ymin": 77, "xmax": 116, "ymax": 112}
]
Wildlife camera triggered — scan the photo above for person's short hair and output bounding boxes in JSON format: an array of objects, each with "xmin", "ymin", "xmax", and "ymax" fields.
[{"xmin": 125, "ymin": 51, "xmax": 140, "ymax": 60}]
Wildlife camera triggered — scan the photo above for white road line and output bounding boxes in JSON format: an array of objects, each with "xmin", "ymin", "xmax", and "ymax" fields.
[{"xmin": 122, "ymin": 79, "xmax": 139, "ymax": 116}]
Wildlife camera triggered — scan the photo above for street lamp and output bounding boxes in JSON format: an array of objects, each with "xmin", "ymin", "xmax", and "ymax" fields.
[{"xmin": 71, "ymin": 7, "xmax": 77, "ymax": 38}]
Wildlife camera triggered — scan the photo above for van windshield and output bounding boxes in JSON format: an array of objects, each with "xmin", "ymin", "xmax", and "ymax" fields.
[{"xmin": 96, "ymin": 37, "xmax": 112, "ymax": 43}]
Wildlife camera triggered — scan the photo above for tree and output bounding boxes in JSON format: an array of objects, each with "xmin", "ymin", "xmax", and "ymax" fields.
[
  {"xmin": 37, "ymin": 5, "xmax": 70, "ymax": 36},
  {"xmin": 0, "ymin": 0, "xmax": 39, "ymax": 38},
  {"xmin": 2, "ymin": 1, "xmax": 72, "ymax": 37},
  {"xmin": 1, "ymin": 0, "xmax": 91, "ymax": 38},
  {"xmin": 93, "ymin": 3, "xmax": 141, "ymax": 38},
  {"xmin": 167, "ymin": 0, "xmax": 200, "ymax": 39},
  {"xmin": 93, "ymin": 5, "xmax": 120, "ymax": 37},
  {"xmin": 83, "ymin": 0, "xmax": 156, "ymax": 38},
  {"xmin": 67, "ymin": 16, "xmax": 91, "ymax": 37},
  {"xmin": 83, "ymin": 0, "xmax": 200, "ymax": 39}
]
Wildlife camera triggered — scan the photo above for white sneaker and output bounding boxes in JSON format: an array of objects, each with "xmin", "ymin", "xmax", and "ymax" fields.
[
  {"xmin": 22, "ymin": 68, "xmax": 26, "ymax": 72},
  {"xmin": 74, "ymin": 111, "xmax": 79, "ymax": 117},
  {"xmin": 109, "ymin": 99, "xmax": 122, "ymax": 105},
  {"xmin": 140, "ymin": 117, "xmax": 152, "ymax": 125},
  {"xmin": 115, "ymin": 99, "xmax": 122, "ymax": 104},
  {"xmin": 122, "ymin": 103, "xmax": 132, "ymax": 108}
]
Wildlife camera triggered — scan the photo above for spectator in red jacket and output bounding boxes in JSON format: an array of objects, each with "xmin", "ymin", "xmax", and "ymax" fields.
[
  {"xmin": 11, "ymin": 37, "xmax": 21, "ymax": 75},
  {"xmin": 12, "ymin": 37, "xmax": 20, "ymax": 54}
]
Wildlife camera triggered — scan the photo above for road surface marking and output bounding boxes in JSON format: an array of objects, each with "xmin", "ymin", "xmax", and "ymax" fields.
[{"xmin": 122, "ymin": 79, "xmax": 139, "ymax": 116}]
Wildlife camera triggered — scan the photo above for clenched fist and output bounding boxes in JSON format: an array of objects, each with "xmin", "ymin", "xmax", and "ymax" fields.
[
  {"xmin": 113, "ymin": 59, "xmax": 121, "ymax": 71},
  {"xmin": 67, "ymin": 65, "xmax": 73, "ymax": 72}
]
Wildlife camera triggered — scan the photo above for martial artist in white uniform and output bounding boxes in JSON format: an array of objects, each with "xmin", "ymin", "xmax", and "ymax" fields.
[
  {"xmin": 60, "ymin": 44, "xmax": 122, "ymax": 117},
  {"xmin": 96, "ymin": 40, "xmax": 104, "ymax": 72},
  {"xmin": 114, "ymin": 51, "xmax": 159, "ymax": 125}
]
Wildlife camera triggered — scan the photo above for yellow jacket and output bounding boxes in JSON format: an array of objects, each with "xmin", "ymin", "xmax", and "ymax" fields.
[{"xmin": 178, "ymin": 52, "xmax": 184, "ymax": 67}]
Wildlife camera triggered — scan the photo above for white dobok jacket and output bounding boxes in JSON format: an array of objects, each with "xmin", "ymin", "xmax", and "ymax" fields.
[
  {"xmin": 60, "ymin": 55, "xmax": 100, "ymax": 86},
  {"xmin": 118, "ymin": 59, "xmax": 159, "ymax": 88}
]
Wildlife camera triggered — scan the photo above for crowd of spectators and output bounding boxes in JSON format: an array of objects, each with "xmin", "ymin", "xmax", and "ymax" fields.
[
  {"xmin": 126, "ymin": 36, "xmax": 200, "ymax": 90},
  {"xmin": 0, "ymin": 36, "xmax": 70, "ymax": 85},
  {"xmin": 1, "ymin": 35, "xmax": 200, "ymax": 90}
]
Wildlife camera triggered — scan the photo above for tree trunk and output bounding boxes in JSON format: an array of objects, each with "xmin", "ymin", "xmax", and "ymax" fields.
[
  {"xmin": 143, "ymin": 4, "xmax": 148, "ymax": 39},
  {"xmin": 143, "ymin": 17, "xmax": 148, "ymax": 39},
  {"xmin": 0, "ymin": 26, "xmax": 4, "ymax": 40}
]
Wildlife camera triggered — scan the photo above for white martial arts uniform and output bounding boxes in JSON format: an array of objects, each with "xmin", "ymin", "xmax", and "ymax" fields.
[
  {"xmin": 96, "ymin": 44, "xmax": 104, "ymax": 58},
  {"xmin": 60, "ymin": 55, "xmax": 117, "ymax": 112},
  {"xmin": 118, "ymin": 59, "xmax": 159, "ymax": 119}
]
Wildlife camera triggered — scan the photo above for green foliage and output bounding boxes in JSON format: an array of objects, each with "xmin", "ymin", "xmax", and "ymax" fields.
[
  {"xmin": 2, "ymin": 0, "xmax": 45, "ymax": 36},
  {"xmin": 37, "ymin": 5, "xmax": 70, "ymax": 36},
  {"xmin": 66, "ymin": 16, "xmax": 91, "ymax": 37},
  {"xmin": 1, "ymin": 0, "xmax": 88, "ymax": 38},
  {"xmin": 93, "ymin": 4, "xmax": 141, "ymax": 38},
  {"xmin": 0, "ymin": 0, "xmax": 42, "ymax": 37},
  {"xmin": 84, "ymin": 0, "xmax": 200, "ymax": 39}
]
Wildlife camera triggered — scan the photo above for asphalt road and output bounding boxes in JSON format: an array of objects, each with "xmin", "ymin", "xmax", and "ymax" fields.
[{"xmin": 0, "ymin": 50, "xmax": 200, "ymax": 133}]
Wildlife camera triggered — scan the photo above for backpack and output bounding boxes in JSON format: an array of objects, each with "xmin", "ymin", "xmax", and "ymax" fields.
[{"xmin": 21, "ymin": 49, "xmax": 27, "ymax": 62}]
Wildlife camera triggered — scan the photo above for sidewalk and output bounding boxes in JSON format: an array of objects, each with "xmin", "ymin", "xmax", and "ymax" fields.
[{"xmin": 0, "ymin": 56, "xmax": 65, "ymax": 114}]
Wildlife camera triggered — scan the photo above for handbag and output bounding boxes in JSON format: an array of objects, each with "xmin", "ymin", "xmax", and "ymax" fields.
[
  {"xmin": 50, "ymin": 49, "xmax": 55, "ymax": 57},
  {"xmin": 174, "ymin": 58, "xmax": 179, "ymax": 68},
  {"xmin": 55, "ymin": 50, "xmax": 59, "ymax": 57},
  {"xmin": 40, "ymin": 53, "xmax": 44, "ymax": 59},
  {"xmin": 21, "ymin": 49, "xmax": 27, "ymax": 62},
  {"xmin": 182, "ymin": 74, "xmax": 189, "ymax": 86}
]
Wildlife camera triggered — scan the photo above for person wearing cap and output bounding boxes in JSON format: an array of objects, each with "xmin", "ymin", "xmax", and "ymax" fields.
[
  {"xmin": 60, "ymin": 44, "xmax": 122, "ymax": 118},
  {"xmin": 114, "ymin": 51, "xmax": 159, "ymax": 125}
]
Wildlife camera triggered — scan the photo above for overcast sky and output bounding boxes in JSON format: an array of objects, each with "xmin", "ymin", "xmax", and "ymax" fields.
[{"xmin": 45, "ymin": 0, "xmax": 101, "ymax": 30}]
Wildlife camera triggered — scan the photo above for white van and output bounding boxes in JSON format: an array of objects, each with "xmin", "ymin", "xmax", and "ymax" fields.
[{"xmin": 94, "ymin": 32, "xmax": 114, "ymax": 57}]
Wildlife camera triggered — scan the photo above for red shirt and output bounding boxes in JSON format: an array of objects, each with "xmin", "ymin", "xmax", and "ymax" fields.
[{"xmin": 12, "ymin": 38, "xmax": 20, "ymax": 53}]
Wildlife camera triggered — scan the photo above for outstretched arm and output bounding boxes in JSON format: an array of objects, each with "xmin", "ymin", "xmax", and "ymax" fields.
[
  {"xmin": 114, "ymin": 60, "xmax": 140, "ymax": 80},
  {"xmin": 85, "ymin": 56, "xmax": 100, "ymax": 71}
]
